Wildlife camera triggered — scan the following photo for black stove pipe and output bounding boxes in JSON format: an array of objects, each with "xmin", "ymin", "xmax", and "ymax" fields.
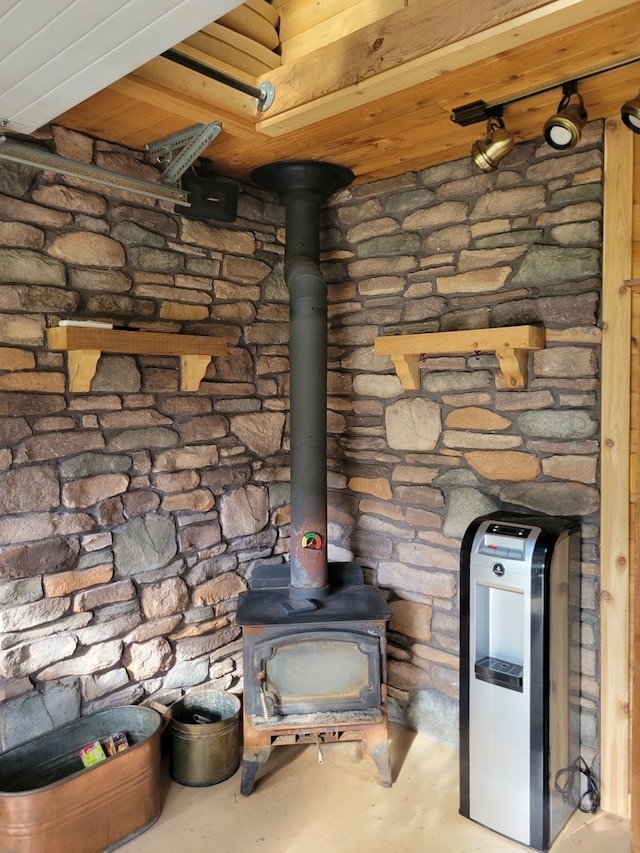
[{"xmin": 252, "ymin": 160, "xmax": 354, "ymax": 600}]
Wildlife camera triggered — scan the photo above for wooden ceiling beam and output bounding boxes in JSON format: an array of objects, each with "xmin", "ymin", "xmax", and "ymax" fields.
[
  {"xmin": 278, "ymin": 0, "xmax": 405, "ymax": 63},
  {"xmin": 56, "ymin": 0, "xmax": 640, "ymax": 184},
  {"xmin": 256, "ymin": 0, "xmax": 640, "ymax": 137},
  {"xmin": 110, "ymin": 56, "xmax": 258, "ymax": 140}
]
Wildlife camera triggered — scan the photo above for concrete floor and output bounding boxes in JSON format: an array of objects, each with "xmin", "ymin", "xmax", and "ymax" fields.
[{"xmin": 122, "ymin": 723, "xmax": 629, "ymax": 853}]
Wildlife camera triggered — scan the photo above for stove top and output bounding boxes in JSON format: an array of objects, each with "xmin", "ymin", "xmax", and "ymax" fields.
[{"xmin": 236, "ymin": 583, "xmax": 391, "ymax": 625}]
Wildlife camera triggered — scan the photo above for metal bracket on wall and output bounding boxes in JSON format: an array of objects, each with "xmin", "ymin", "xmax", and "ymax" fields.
[
  {"xmin": 0, "ymin": 134, "xmax": 188, "ymax": 205},
  {"xmin": 145, "ymin": 121, "xmax": 223, "ymax": 186}
]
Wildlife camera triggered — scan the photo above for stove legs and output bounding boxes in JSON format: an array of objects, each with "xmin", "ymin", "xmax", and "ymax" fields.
[
  {"xmin": 241, "ymin": 724, "xmax": 392, "ymax": 794},
  {"xmin": 240, "ymin": 746, "xmax": 272, "ymax": 795},
  {"xmin": 364, "ymin": 738, "xmax": 392, "ymax": 787}
]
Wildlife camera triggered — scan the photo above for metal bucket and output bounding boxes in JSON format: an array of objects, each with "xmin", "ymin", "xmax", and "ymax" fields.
[{"xmin": 169, "ymin": 690, "xmax": 241, "ymax": 787}]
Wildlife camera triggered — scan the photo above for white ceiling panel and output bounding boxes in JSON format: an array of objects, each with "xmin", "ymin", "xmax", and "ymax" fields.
[{"xmin": 0, "ymin": 0, "xmax": 243, "ymax": 134}]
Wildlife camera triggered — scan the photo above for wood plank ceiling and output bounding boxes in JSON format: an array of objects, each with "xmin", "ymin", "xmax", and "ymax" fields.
[{"xmin": 51, "ymin": 0, "xmax": 640, "ymax": 185}]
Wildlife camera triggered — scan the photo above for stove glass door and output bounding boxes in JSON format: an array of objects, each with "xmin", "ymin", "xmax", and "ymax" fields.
[{"xmin": 251, "ymin": 629, "xmax": 382, "ymax": 716}]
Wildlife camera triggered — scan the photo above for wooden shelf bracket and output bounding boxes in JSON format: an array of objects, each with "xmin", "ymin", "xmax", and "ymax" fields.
[
  {"xmin": 47, "ymin": 326, "xmax": 227, "ymax": 392},
  {"xmin": 374, "ymin": 325, "xmax": 546, "ymax": 390}
]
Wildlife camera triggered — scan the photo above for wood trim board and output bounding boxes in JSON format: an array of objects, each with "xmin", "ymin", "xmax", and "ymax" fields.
[{"xmin": 601, "ymin": 115, "xmax": 634, "ymax": 818}]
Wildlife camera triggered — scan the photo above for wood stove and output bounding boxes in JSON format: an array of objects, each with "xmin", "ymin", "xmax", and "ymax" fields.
[
  {"xmin": 237, "ymin": 569, "xmax": 392, "ymax": 795},
  {"xmin": 237, "ymin": 161, "xmax": 392, "ymax": 795}
]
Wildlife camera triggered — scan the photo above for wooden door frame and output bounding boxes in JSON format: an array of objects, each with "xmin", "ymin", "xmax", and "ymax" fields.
[
  {"xmin": 601, "ymin": 115, "xmax": 633, "ymax": 820},
  {"xmin": 631, "ymin": 289, "xmax": 640, "ymax": 850}
]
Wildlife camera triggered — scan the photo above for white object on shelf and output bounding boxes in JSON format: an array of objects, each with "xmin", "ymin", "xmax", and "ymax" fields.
[{"xmin": 58, "ymin": 320, "xmax": 113, "ymax": 329}]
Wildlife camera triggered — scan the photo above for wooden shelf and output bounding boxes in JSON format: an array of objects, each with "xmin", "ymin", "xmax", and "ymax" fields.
[
  {"xmin": 374, "ymin": 325, "xmax": 546, "ymax": 390},
  {"xmin": 47, "ymin": 326, "xmax": 227, "ymax": 392}
]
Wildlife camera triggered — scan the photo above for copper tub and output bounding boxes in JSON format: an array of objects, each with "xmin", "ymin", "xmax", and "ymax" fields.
[{"xmin": 0, "ymin": 705, "xmax": 162, "ymax": 853}]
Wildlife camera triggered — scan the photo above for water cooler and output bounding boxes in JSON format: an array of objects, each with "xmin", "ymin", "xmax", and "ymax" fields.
[{"xmin": 459, "ymin": 512, "xmax": 581, "ymax": 851}]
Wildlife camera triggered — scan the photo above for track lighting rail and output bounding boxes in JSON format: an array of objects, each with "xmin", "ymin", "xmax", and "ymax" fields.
[
  {"xmin": 451, "ymin": 55, "xmax": 640, "ymax": 128},
  {"xmin": 450, "ymin": 103, "xmax": 504, "ymax": 127}
]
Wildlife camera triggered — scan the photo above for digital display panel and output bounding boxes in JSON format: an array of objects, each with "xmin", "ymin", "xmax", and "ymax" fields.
[{"xmin": 485, "ymin": 524, "xmax": 532, "ymax": 538}]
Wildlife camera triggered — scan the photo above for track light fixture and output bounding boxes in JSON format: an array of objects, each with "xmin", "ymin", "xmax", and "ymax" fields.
[
  {"xmin": 449, "ymin": 103, "xmax": 514, "ymax": 172},
  {"xmin": 621, "ymin": 90, "xmax": 640, "ymax": 133},
  {"xmin": 543, "ymin": 81, "xmax": 587, "ymax": 150},
  {"xmin": 472, "ymin": 115, "xmax": 514, "ymax": 172},
  {"xmin": 451, "ymin": 58, "xmax": 640, "ymax": 169}
]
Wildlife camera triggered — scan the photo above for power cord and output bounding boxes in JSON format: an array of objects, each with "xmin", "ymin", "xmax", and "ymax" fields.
[{"xmin": 554, "ymin": 756, "xmax": 600, "ymax": 814}]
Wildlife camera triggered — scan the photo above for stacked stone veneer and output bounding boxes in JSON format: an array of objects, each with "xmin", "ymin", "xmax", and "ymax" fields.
[{"xmin": 0, "ymin": 123, "xmax": 601, "ymax": 764}]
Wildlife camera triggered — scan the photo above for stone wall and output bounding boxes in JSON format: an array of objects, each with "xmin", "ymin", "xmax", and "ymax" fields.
[
  {"xmin": 0, "ymin": 126, "xmax": 289, "ymax": 748},
  {"xmin": 0, "ymin": 122, "xmax": 602, "ymax": 765},
  {"xmin": 325, "ymin": 124, "xmax": 602, "ymax": 759}
]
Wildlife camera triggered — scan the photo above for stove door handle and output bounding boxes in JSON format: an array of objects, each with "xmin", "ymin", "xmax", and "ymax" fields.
[{"xmin": 257, "ymin": 671, "xmax": 277, "ymax": 719}]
